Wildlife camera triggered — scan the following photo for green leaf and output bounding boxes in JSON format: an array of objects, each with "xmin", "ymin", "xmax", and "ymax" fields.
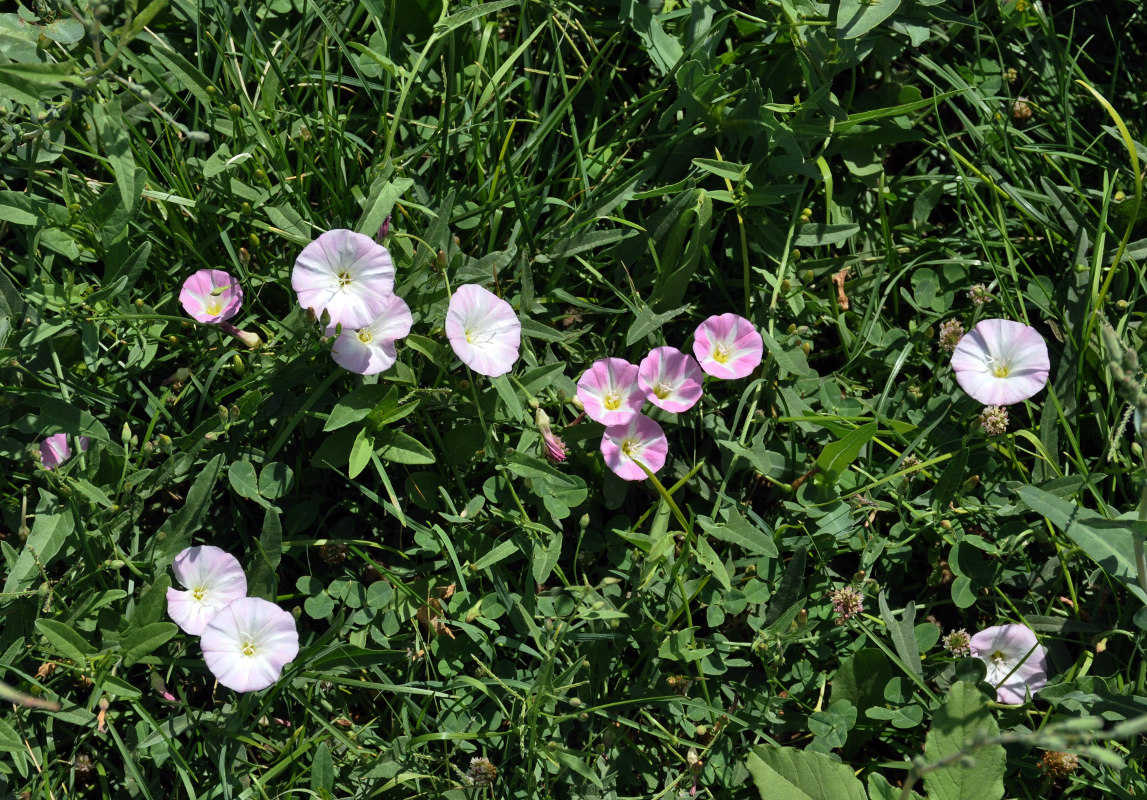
[
  {"xmin": 867, "ymin": 773, "xmax": 923, "ymax": 800},
  {"xmin": 247, "ymin": 507, "xmax": 283, "ymax": 600},
  {"xmin": 35, "ymin": 619, "xmax": 94, "ymax": 665},
  {"xmin": 131, "ymin": 575, "xmax": 172, "ymax": 628},
  {"xmin": 259, "ymin": 462, "xmax": 294, "ymax": 499},
  {"xmin": 1015, "ymin": 485, "xmax": 1147, "ymax": 604},
  {"xmin": 356, "ymin": 176, "xmax": 413, "ymax": 237},
  {"xmin": 746, "ymin": 744, "xmax": 867, "ymax": 800},
  {"xmin": 763, "ymin": 546, "xmax": 806, "ymax": 628},
  {"xmin": 924, "ymin": 682, "xmax": 1006, "ymax": 800},
  {"xmin": 701, "ymin": 514, "xmax": 779, "ymax": 558},
  {"xmin": 93, "ymin": 100, "xmax": 140, "ymax": 212},
  {"xmin": 815, "ymin": 422, "xmax": 878, "ymax": 485},
  {"xmin": 433, "ymin": 0, "xmax": 517, "ymax": 34},
  {"xmin": 311, "ymin": 741, "xmax": 335, "ymax": 796},
  {"xmin": 693, "ymin": 535, "xmax": 731, "ymax": 591},
  {"xmin": 324, "ymin": 385, "xmax": 396, "ymax": 431},
  {"xmin": 836, "ymin": 0, "xmax": 902, "ymax": 39},
  {"xmin": 157, "ymin": 453, "xmax": 224, "ymax": 570},
  {"xmin": 878, "ymin": 592, "xmax": 923, "ymax": 681},
  {"xmin": 0, "ymin": 193, "xmax": 37, "ymax": 225},
  {"xmin": 97, "ymin": 673, "xmax": 143, "ymax": 699},
  {"xmin": 625, "ymin": 304, "xmax": 689, "ymax": 346},
  {"xmin": 349, "ymin": 428, "xmax": 374, "ymax": 479},
  {"xmin": 472, "ymin": 539, "xmax": 518, "ymax": 571},
  {"xmin": 531, "ymin": 530, "xmax": 563, "ymax": 584},
  {"xmin": 760, "ymin": 330, "xmax": 812, "ymax": 377},
  {"xmin": 120, "ymin": 622, "xmax": 178, "ymax": 666},
  {"xmin": 3, "ymin": 511, "xmax": 74, "ymax": 597},
  {"xmin": 831, "ymin": 648, "xmax": 894, "ymax": 709},
  {"xmin": 692, "ymin": 158, "xmax": 748, "ymax": 182},
  {"xmin": 228, "ymin": 460, "xmax": 261, "ymax": 499},
  {"xmin": 375, "ymin": 430, "xmax": 435, "ymax": 465},
  {"xmin": 793, "ymin": 223, "xmax": 860, "ymax": 247},
  {"xmin": 150, "ymin": 46, "xmax": 214, "ymax": 105},
  {"xmin": 491, "ymin": 374, "xmax": 525, "ymax": 421}
]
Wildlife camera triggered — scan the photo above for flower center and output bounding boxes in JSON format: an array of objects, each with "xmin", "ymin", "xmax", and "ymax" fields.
[
  {"xmin": 204, "ymin": 299, "xmax": 223, "ymax": 316},
  {"xmin": 654, "ymin": 381, "xmax": 673, "ymax": 399},
  {"xmin": 992, "ymin": 363, "xmax": 1010, "ymax": 378},
  {"xmin": 241, "ymin": 638, "xmax": 258, "ymax": 657},
  {"xmin": 991, "ymin": 650, "xmax": 1008, "ymax": 665},
  {"xmin": 336, "ymin": 270, "xmax": 353, "ymax": 289},
  {"xmin": 713, "ymin": 343, "xmax": 731, "ymax": 364},
  {"xmin": 357, "ymin": 329, "xmax": 373, "ymax": 343},
  {"xmin": 465, "ymin": 327, "xmax": 475, "ymax": 343},
  {"xmin": 603, "ymin": 390, "xmax": 622, "ymax": 411},
  {"xmin": 192, "ymin": 586, "xmax": 207, "ymax": 602},
  {"xmin": 621, "ymin": 438, "xmax": 640, "ymax": 458}
]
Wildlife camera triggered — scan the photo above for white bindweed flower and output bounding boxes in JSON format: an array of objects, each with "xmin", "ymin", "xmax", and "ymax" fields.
[
  {"xmin": 292, "ymin": 229, "xmax": 396, "ymax": 329},
  {"xmin": 950, "ymin": 319, "xmax": 1050, "ymax": 405},
  {"xmin": 328, "ymin": 293, "xmax": 413, "ymax": 375},
  {"xmin": 166, "ymin": 546, "xmax": 248, "ymax": 636},
  {"xmin": 969, "ymin": 623, "xmax": 1048, "ymax": 704},
  {"xmin": 200, "ymin": 597, "xmax": 299, "ymax": 692},
  {"xmin": 445, "ymin": 284, "xmax": 521, "ymax": 377}
]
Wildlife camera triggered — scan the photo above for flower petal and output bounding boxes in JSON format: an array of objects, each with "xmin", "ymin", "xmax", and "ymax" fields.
[
  {"xmin": 200, "ymin": 597, "xmax": 299, "ymax": 692},
  {"xmin": 167, "ymin": 546, "xmax": 248, "ymax": 635}
]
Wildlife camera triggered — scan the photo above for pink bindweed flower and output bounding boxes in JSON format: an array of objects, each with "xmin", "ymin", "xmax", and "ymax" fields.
[
  {"xmin": 39, "ymin": 433, "xmax": 89, "ymax": 469},
  {"xmin": 166, "ymin": 546, "xmax": 248, "ymax": 636},
  {"xmin": 969, "ymin": 623, "xmax": 1048, "ymax": 704},
  {"xmin": 200, "ymin": 597, "xmax": 299, "ymax": 692},
  {"xmin": 693, "ymin": 313, "xmax": 764, "ymax": 379},
  {"xmin": 219, "ymin": 322, "xmax": 262, "ymax": 349},
  {"xmin": 576, "ymin": 358, "xmax": 644, "ymax": 425},
  {"xmin": 445, "ymin": 284, "xmax": 521, "ymax": 377},
  {"xmin": 638, "ymin": 346, "xmax": 704, "ymax": 412},
  {"xmin": 951, "ymin": 319, "xmax": 1050, "ymax": 406},
  {"xmin": 328, "ymin": 293, "xmax": 413, "ymax": 375},
  {"xmin": 179, "ymin": 269, "xmax": 243, "ymax": 324},
  {"xmin": 535, "ymin": 408, "xmax": 568, "ymax": 462},
  {"xmin": 600, "ymin": 414, "xmax": 669, "ymax": 481},
  {"xmin": 292, "ymin": 229, "xmax": 396, "ymax": 329}
]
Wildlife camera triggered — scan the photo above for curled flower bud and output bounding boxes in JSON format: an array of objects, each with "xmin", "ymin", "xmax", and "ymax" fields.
[{"xmin": 535, "ymin": 408, "xmax": 569, "ymax": 463}]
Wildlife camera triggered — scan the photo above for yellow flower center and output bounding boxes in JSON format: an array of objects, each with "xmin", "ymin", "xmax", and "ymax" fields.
[
  {"xmin": 357, "ymin": 329, "xmax": 373, "ymax": 343},
  {"xmin": 991, "ymin": 650, "xmax": 1007, "ymax": 665},
  {"xmin": 465, "ymin": 328, "xmax": 475, "ymax": 343},
  {"xmin": 336, "ymin": 270, "xmax": 352, "ymax": 289},
  {"xmin": 241, "ymin": 638, "xmax": 257, "ymax": 657},
  {"xmin": 621, "ymin": 438, "xmax": 639, "ymax": 458},
  {"xmin": 992, "ymin": 364, "xmax": 1010, "ymax": 378},
  {"xmin": 204, "ymin": 299, "xmax": 223, "ymax": 316},
  {"xmin": 654, "ymin": 381, "xmax": 672, "ymax": 399},
  {"xmin": 713, "ymin": 343, "xmax": 731, "ymax": 364},
  {"xmin": 192, "ymin": 587, "xmax": 206, "ymax": 602},
  {"xmin": 603, "ymin": 391, "xmax": 622, "ymax": 411}
]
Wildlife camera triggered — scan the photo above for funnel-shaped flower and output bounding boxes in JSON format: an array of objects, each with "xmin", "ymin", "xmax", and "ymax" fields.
[
  {"xmin": 639, "ymin": 347, "xmax": 704, "ymax": 412},
  {"xmin": 600, "ymin": 414, "xmax": 669, "ymax": 481},
  {"xmin": 951, "ymin": 319, "xmax": 1049, "ymax": 405},
  {"xmin": 39, "ymin": 433, "xmax": 89, "ymax": 470},
  {"xmin": 329, "ymin": 294, "xmax": 413, "ymax": 375},
  {"xmin": 969, "ymin": 623, "xmax": 1048, "ymax": 704},
  {"xmin": 577, "ymin": 358, "xmax": 644, "ymax": 425},
  {"xmin": 200, "ymin": 597, "xmax": 299, "ymax": 692},
  {"xmin": 445, "ymin": 284, "xmax": 521, "ymax": 377},
  {"xmin": 180, "ymin": 269, "xmax": 243, "ymax": 324},
  {"xmin": 292, "ymin": 229, "xmax": 395, "ymax": 329},
  {"xmin": 166, "ymin": 546, "xmax": 248, "ymax": 636},
  {"xmin": 693, "ymin": 314, "xmax": 763, "ymax": 379}
]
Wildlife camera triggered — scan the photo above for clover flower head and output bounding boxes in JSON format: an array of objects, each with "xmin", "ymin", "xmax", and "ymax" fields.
[
  {"xmin": 938, "ymin": 318, "xmax": 965, "ymax": 352},
  {"xmin": 951, "ymin": 319, "xmax": 1050, "ymax": 405},
  {"xmin": 292, "ymin": 229, "xmax": 396, "ymax": 329},
  {"xmin": 978, "ymin": 405, "xmax": 1009, "ymax": 435},
  {"xmin": 200, "ymin": 597, "xmax": 299, "ymax": 692},
  {"xmin": 1038, "ymin": 751, "xmax": 1079, "ymax": 778},
  {"xmin": 600, "ymin": 414, "xmax": 668, "ymax": 481},
  {"xmin": 535, "ymin": 408, "xmax": 568, "ymax": 463},
  {"xmin": 179, "ymin": 269, "xmax": 243, "ymax": 324},
  {"xmin": 39, "ymin": 433, "xmax": 89, "ymax": 470},
  {"xmin": 444, "ymin": 284, "xmax": 521, "ymax": 377},
  {"xmin": 828, "ymin": 586, "xmax": 864, "ymax": 623},
  {"xmin": 943, "ymin": 628, "xmax": 972, "ymax": 657},
  {"xmin": 969, "ymin": 284, "xmax": 992, "ymax": 306},
  {"xmin": 638, "ymin": 346, "xmax": 704, "ymax": 413},
  {"xmin": 969, "ymin": 623, "xmax": 1048, "ymax": 704},
  {"xmin": 166, "ymin": 546, "xmax": 248, "ymax": 636},
  {"xmin": 466, "ymin": 757, "xmax": 497, "ymax": 787},
  {"xmin": 692, "ymin": 313, "xmax": 763, "ymax": 379},
  {"xmin": 328, "ymin": 293, "xmax": 413, "ymax": 375},
  {"xmin": 576, "ymin": 358, "xmax": 644, "ymax": 426}
]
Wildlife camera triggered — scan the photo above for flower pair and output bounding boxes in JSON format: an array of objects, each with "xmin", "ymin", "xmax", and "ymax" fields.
[
  {"xmin": 166, "ymin": 546, "xmax": 298, "ymax": 693},
  {"xmin": 292, "ymin": 230, "xmax": 522, "ymax": 377}
]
